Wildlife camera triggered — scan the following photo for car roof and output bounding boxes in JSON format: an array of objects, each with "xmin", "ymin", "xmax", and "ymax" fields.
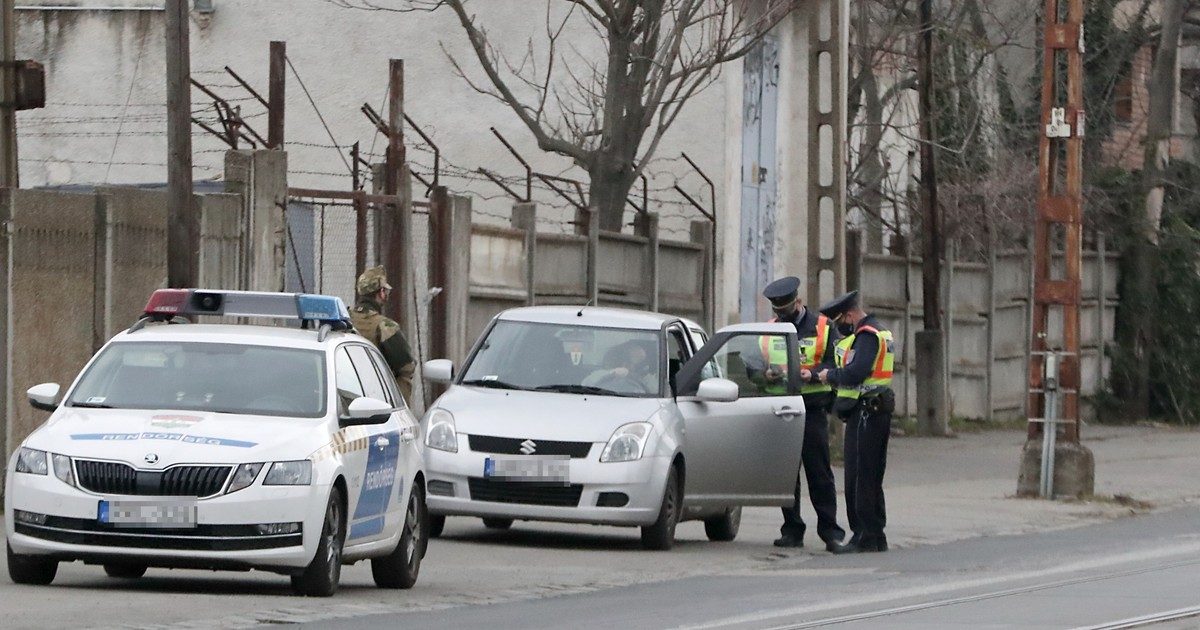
[
  {"xmin": 496, "ymin": 306, "xmax": 699, "ymax": 331},
  {"xmin": 109, "ymin": 323, "xmax": 362, "ymax": 351}
]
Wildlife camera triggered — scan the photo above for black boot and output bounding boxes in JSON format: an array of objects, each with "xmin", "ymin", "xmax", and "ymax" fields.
[
  {"xmin": 773, "ymin": 534, "xmax": 804, "ymax": 548},
  {"xmin": 828, "ymin": 541, "xmax": 860, "ymax": 554}
]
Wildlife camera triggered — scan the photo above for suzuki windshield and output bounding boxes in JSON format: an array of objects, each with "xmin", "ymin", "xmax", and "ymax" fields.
[
  {"xmin": 461, "ymin": 320, "xmax": 663, "ymax": 398},
  {"xmin": 67, "ymin": 342, "xmax": 328, "ymax": 418}
]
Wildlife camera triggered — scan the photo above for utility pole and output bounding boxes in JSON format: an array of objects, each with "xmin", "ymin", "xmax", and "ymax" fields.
[
  {"xmin": 382, "ymin": 59, "xmax": 407, "ymax": 320},
  {"xmin": 1, "ymin": 0, "xmax": 18, "ymax": 188},
  {"xmin": 166, "ymin": 0, "xmax": 197, "ymax": 288},
  {"xmin": 268, "ymin": 41, "xmax": 285, "ymax": 149},
  {"xmin": 914, "ymin": 0, "xmax": 948, "ymax": 436}
]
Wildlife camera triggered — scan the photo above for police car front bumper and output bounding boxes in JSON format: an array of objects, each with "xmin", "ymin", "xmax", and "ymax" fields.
[{"xmin": 5, "ymin": 469, "xmax": 329, "ymax": 571}]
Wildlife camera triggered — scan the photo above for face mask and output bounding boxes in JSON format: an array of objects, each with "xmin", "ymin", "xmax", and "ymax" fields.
[{"xmin": 836, "ymin": 319, "xmax": 855, "ymax": 336}]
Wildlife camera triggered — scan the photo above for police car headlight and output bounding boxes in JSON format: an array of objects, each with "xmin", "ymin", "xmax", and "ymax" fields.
[
  {"xmin": 51, "ymin": 453, "xmax": 75, "ymax": 487},
  {"xmin": 14, "ymin": 448, "xmax": 48, "ymax": 475},
  {"xmin": 227, "ymin": 463, "xmax": 264, "ymax": 494},
  {"xmin": 264, "ymin": 460, "xmax": 313, "ymax": 486},
  {"xmin": 425, "ymin": 409, "xmax": 458, "ymax": 453},
  {"xmin": 600, "ymin": 422, "xmax": 652, "ymax": 463}
]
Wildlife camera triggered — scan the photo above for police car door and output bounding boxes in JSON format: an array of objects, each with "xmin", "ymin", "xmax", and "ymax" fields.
[
  {"xmin": 674, "ymin": 323, "xmax": 806, "ymax": 507},
  {"xmin": 342, "ymin": 344, "xmax": 403, "ymax": 544}
]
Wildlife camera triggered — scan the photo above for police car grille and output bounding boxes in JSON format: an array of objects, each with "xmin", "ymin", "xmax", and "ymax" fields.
[
  {"xmin": 75, "ymin": 461, "xmax": 231, "ymax": 497},
  {"xmin": 466, "ymin": 435, "xmax": 593, "ymax": 458},
  {"xmin": 467, "ymin": 478, "xmax": 583, "ymax": 507}
]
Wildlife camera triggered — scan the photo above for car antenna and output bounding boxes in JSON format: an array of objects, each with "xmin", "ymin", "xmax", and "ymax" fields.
[{"xmin": 577, "ymin": 298, "xmax": 595, "ymax": 317}]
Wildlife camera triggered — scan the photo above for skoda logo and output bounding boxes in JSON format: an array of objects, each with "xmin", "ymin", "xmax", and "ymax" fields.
[
  {"xmin": 144, "ymin": 453, "xmax": 159, "ymax": 465},
  {"xmin": 519, "ymin": 439, "xmax": 537, "ymax": 455}
]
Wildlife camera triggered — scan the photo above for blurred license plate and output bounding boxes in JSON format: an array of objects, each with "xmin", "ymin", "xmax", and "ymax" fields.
[
  {"xmin": 98, "ymin": 500, "xmax": 197, "ymax": 528},
  {"xmin": 484, "ymin": 457, "xmax": 569, "ymax": 482}
]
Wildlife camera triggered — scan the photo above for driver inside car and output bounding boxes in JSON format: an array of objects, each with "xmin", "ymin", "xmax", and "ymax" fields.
[{"xmin": 582, "ymin": 341, "xmax": 658, "ymax": 394}]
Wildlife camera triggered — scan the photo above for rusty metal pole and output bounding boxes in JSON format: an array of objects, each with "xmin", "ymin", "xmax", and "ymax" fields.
[
  {"xmin": 1030, "ymin": 0, "xmax": 1085, "ymax": 444},
  {"xmin": 267, "ymin": 41, "xmax": 286, "ymax": 149},
  {"xmin": 166, "ymin": 0, "xmax": 198, "ymax": 288},
  {"xmin": 382, "ymin": 59, "xmax": 406, "ymax": 320},
  {"xmin": 428, "ymin": 185, "xmax": 451, "ymax": 399}
]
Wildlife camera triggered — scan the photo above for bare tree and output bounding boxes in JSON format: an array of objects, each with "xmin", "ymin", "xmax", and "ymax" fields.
[{"xmin": 329, "ymin": 0, "xmax": 796, "ymax": 230}]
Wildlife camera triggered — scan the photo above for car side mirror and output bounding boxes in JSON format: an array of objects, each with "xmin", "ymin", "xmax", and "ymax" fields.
[
  {"xmin": 423, "ymin": 359, "xmax": 454, "ymax": 384},
  {"xmin": 28, "ymin": 383, "xmax": 61, "ymax": 412},
  {"xmin": 696, "ymin": 377, "xmax": 739, "ymax": 403},
  {"xmin": 341, "ymin": 396, "xmax": 394, "ymax": 427}
]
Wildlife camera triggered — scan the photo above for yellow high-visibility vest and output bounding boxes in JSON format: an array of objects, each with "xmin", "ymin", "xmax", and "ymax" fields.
[
  {"xmin": 759, "ymin": 314, "xmax": 833, "ymax": 395},
  {"xmin": 833, "ymin": 324, "xmax": 894, "ymax": 402}
]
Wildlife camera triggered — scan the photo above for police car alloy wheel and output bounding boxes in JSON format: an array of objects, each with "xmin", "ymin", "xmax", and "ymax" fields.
[
  {"xmin": 5, "ymin": 290, "xmax": 428, "ymax": 595},
  {"xmin": 371, "ymin": 482, "xmax": 426, "ymax": 589}
]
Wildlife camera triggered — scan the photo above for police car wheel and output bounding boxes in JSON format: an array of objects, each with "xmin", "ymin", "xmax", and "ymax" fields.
[
  {"xmin": 371, "ymin": 482, "xmax": 427, "ymax": 589},
  {"xmin": 428, "ymin": 514, "xmax": 446, "ymax": 539},
  {"xmin": 7, "ymin": 542, "xmax": 57, "ymax": 585},
  {"xmin": 291, "ymin": 486, "xmax": 345, "ymax": 597},
  {"xmin": 641, "ymin": 466, "xmax": 681, "ymax": 551},
  {"xmin": 704, "ymin": 506, "xmax": 742, "ymax": 542},
  {"xmin": 482, "ymin": 518, "xmax": 513, "ymax": 530},
  {"xmin": 103, "ymin": 563, "xmax": 148, "ymax": 579}
]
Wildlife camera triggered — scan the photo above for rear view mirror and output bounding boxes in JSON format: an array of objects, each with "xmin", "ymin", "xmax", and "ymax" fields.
[
  {"xmin": 696, "ymin": 378, "xmax": 739, "ymax": 403},
  {"xmin": 28, "ymin": 383, "xmax": 61, "ymax": 412},
  {"xmin": 341, "ymin": 397, "xmax": 394, "ymax": 426},
  {"xmin": 423, "ymin": 359, "xmax": 454, "ymax": 383}
]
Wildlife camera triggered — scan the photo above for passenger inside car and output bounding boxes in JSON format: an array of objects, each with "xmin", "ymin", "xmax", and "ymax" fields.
[{"xmin": 583, "ymin": 341, "xmax": 658, "ymax": 394}]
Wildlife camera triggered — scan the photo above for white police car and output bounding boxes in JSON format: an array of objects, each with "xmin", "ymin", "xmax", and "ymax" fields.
[{"xmin": 4, "ymin": 290, "xmax": 427, "ymax": 596}]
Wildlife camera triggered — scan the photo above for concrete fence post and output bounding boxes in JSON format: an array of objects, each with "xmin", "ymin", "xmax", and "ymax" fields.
[
  {"xmin": 646, "ymin": 213, "xmax": 660, "ymax": 312},
  {"xmin": 1094, "ymin": 232, "xmax": 1107, "ymax": 420},
  {"xmin": 511, "ymin": 202, "xmax": 538, "ymax": 306},
  {"xmin": 0, "ymin": 189, "xmax": 10, "ymax": 501},
  {"xmin": 92, "ymin": 194, "xmax": 110, "ymax": 354},
  {"xmin": 447, "ymin": 195, "xmax": 473, "ymax": 364},
  {"xmin": 846, "ymin": 229, "xmax": 863, "ymax": 291},
  {"xmin": 586, "ymin": 209, "xmax": 600, "ymax": 304},
  {"xmin": 944, "ymin": 241, "xmax": 955, "ymax": 420},
  {"xmin": 986, "ymin": 221, "xmax": 998, "ymax": 423},
  {"xmin": 691, "ymin": 220, "xmax": 715, "ymax": 331}
]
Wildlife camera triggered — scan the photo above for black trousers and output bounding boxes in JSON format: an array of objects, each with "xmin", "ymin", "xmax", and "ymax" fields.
[
  {"xmin": 843, "ymin": 404, "xmax": 891, "ymax": 544},
  {"xmin": 780, "ymin": 395, "xmax": 846, "ymax": 543}
]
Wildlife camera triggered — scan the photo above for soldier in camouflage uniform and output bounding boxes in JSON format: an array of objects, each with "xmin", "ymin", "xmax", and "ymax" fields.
[{"xmin": 350, "ymin": 266, "xmax": 416, "ymax": 404}]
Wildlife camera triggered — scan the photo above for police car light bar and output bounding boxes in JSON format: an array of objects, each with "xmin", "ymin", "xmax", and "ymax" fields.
[{"xmin": 142, "ymin": 290, "xmax": 352, "ymax": 327}]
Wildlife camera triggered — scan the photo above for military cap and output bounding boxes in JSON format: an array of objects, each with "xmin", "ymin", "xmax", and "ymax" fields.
[
  {"xmin": 819, "ymin": 290, "xmax": 860, "ymax": 319},
  {"xmin": 762, "ymin": 276, "xmax": 802, "ymax": 307},
  {"xmin": 356, "ymin": 265, "xmax": 393, "ymax": 297}
]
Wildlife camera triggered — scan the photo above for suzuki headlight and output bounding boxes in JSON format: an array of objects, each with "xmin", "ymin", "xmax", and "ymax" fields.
[
  {"xmin": 227, "ymin": 463, "xmax": 264, "ymax": 494},
  {"xmin": 264, "ymin": 460, "xmax": 313, "ymax": 486},
  {"xmin": 15, "ymin": 448, "xmax": 48, "ymax": 475},
  {"xmin": 600, "ymin": 422, "xmax": 653, "ymax": 463},
  {"xmin": 425, "ymin": 408, "xmax": 458, "ymax": 453},
  {"xmin": 52, "ymin": 453, "xmax": 75, "ymax": 487}
]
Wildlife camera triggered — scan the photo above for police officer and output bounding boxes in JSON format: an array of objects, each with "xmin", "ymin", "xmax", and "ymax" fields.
[
  {"xmin": 817, "ymin": 290, "xmax": 895, "ymax": 553},
  {"xmin": 761, "ymin": 276, "xmax": 847, "ymax": 551},
  {"xmin": 350, "ymin": 266, "xmax": 416, "ymax": 404}
]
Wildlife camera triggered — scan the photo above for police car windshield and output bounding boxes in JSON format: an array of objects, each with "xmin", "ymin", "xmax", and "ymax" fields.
[
  {"xmin": 461, "ymin": 320, "xmax": 662, "ymax": 398},
  {"xmin": 68, "ymin": 342, "xmax": 327, "ymax": 418}
]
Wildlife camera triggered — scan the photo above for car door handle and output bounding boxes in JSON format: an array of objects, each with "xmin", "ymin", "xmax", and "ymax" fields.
[
  {"xmin": 399, "ymin": 427, "xmax": 416, "ymax": 443},
  {"xmin": 375, "ymin": 436, "xmax": 391, "ymax": 448},
  {"xmin": 773, "ymin": 406, "xmax": 800, "ymax": 419}
]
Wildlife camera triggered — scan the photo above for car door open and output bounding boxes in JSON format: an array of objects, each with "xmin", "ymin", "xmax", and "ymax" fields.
[{"xmin": 673, "ymin": 323, "xmax": 807, "ymax": 507}]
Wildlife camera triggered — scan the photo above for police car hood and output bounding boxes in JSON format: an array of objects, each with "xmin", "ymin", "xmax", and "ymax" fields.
[
  {"xmin": 33, "ymin": 408, "xmax": 323, "ymax": 465},
  {"xmin": 435, "ymin": 385, "xmax": 665, "ymax": 442}
]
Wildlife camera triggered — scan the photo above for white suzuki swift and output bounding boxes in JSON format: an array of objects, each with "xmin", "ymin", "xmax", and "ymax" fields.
[{"xmin": 5, "ymin": 290, "xmax": 427, "ymax": 596}]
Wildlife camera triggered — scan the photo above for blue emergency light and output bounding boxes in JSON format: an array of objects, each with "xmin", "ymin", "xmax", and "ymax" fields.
[{"xmin": 139, "ymin": 289, "xmax": 353, "ymax": 333}]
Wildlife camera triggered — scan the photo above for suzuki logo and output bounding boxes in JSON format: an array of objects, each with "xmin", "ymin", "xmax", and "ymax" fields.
[
  {"xmin": 144, "ymin": 453, "xmax": 159, "ymax": 465},
  {"xmin": 519, "ymin": 439, "xmax": 537, "ymax": 455}
]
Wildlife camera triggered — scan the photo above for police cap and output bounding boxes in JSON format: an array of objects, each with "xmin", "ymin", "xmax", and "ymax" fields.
[
  {"xmin": 762, "ymin": 276, "xmax": 802, "ymax": 307},
  {"xmin": 819, "ymin": 290, "xmax": 860, "ymax": 319},
  {"xmin": 356, "ymin": 265, "xmax": 393, "ymax": 297}
]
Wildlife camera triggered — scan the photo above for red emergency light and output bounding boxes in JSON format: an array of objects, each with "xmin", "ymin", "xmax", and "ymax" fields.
[{"xmin": 144, "ymin": 289, "xmax": 192, "ymax": 316}]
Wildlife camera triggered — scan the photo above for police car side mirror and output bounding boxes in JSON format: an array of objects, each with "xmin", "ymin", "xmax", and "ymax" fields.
[
  {"xmin": 423, "ymin": 359, "xmax": 454, "ymax": 384},
  {"xmin": 696, "ymin": 378, "xmax": 739, "ymax": 403},
  {"xmin": 341, "ymin": 397, "xmax": 394, "ymax": 427},
  {"xmin": 28, "ymin": 383, "xmax": 61, "ymax": 412}
]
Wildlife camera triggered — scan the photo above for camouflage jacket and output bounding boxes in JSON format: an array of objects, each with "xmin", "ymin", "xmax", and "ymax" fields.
[{"xmin": 349, "ymin": 299, "xmax": 415, "ymax": 376}]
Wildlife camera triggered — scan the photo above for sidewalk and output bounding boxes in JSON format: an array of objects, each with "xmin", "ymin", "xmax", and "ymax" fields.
[{"xmin": 747, "ymin": 423, "xmax": 1200, "ymax": 550}]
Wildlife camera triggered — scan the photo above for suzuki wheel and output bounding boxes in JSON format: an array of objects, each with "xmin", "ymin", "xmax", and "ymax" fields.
[
  {"xmin": 291, "ymin": 486, "xmax": 344, "ymax": 597},
  {"xmin": 372, "ymin": 482, "xmax": 427, "ymax": 589},
  {"xmin": 7, "ymin": 542, "xmax": 57, "ymax": 585},
  {"xmin": 704, "ymin": 506, "xmax": 742, "ymax": 542},
  {"xmin": 103, "ymin": 563, "xmax": 148, "ymax": 579},
  {"xmin": 641, "ymin": 466, "xmax": 681, "ymax": 551}
]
